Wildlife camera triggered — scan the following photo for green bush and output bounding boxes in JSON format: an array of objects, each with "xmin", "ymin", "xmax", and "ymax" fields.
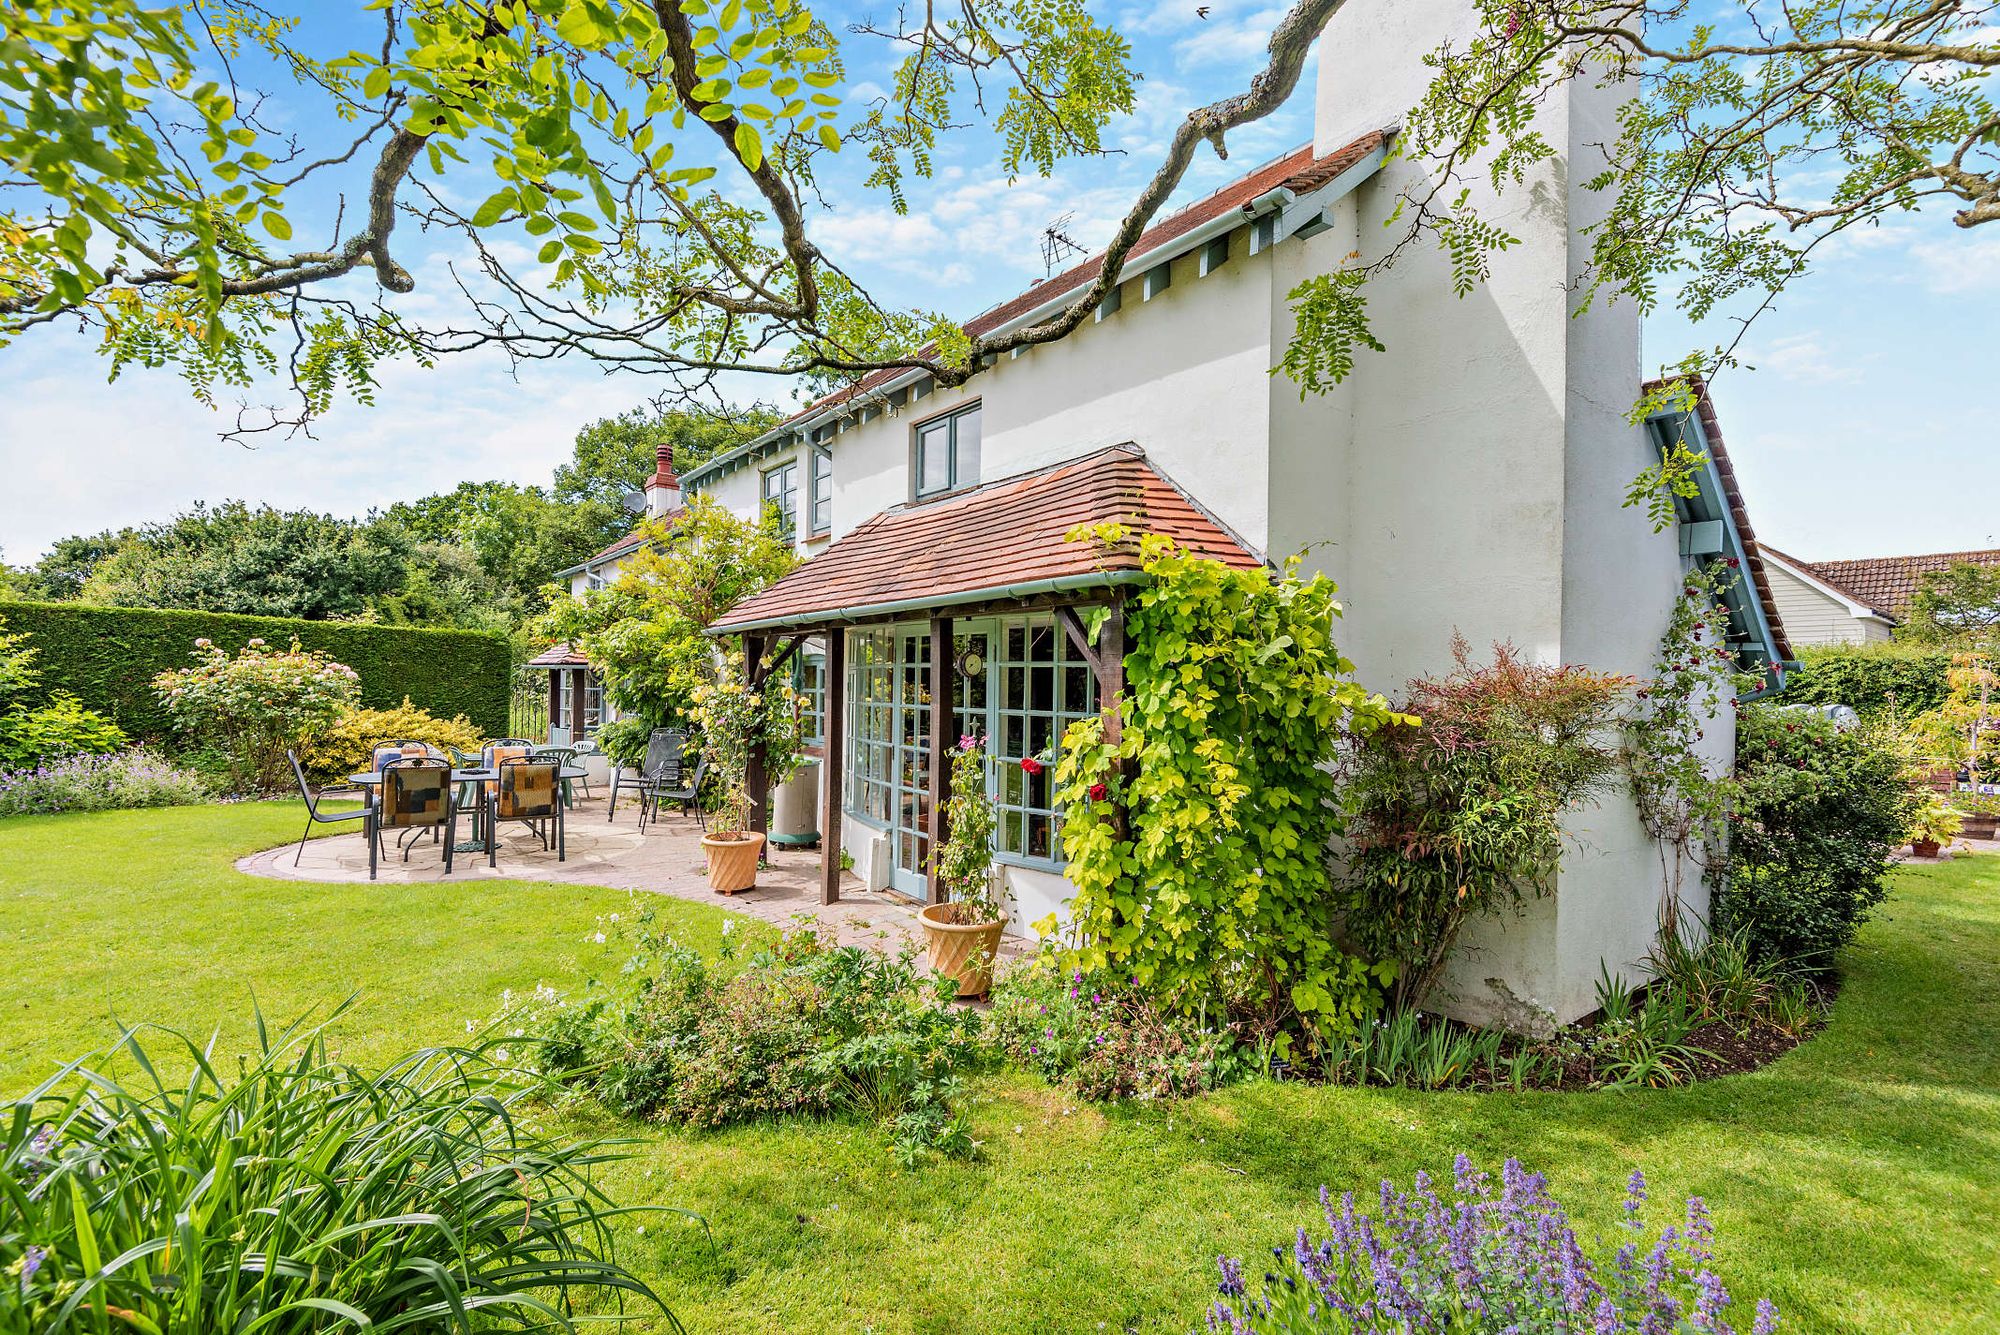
[
  {"xmin": 295, "ymin": 696, "xmax": 486, "ymax": 781},
  {"xmin": 0, "ymin": 599, "xmax": 511, "ymax": 739},
  {"xmin": 1717, "ymin": 705, "xmax": 1910, "ymax": 969},
  {"xmin": 0, "ymin": 612, "xmax": 128, "ymax": 769},
  {"xmin": 153, "ymin": 638, "xmax": 360, "ymax": 793},
  {"xmin": 1784, "ymin": 642, "xmax": 1951, "ymax": 716},
  {"xmin": 1, "ymin": 1010, "xmax": 675, "ymax": 1332}
]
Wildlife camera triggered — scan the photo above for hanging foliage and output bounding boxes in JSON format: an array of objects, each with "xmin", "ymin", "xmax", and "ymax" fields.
[{"xmin": 1049, "ymin": 528, "xmax": 1406, "ymax": 1048}]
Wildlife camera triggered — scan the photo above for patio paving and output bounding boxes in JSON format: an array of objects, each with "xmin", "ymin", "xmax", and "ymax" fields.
[{"xmin": 237, "ymin": 791, "xmax": 1023, "ymax": 961}]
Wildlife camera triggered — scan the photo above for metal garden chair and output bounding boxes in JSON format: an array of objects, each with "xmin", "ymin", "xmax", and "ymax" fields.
[
  {"xmin": 286, "ymin": 750, "xmax": 368, "ymax": 866},
  {"xmin": 489, "ymin": 756, "xmax": 565, "ymax": 866},
  {"xmin": 641, "ymin": 753, "xmax": 709, "ymax": 833},
  {"xmin": 370, "ymin": 756, "xmax": 457, "ymax": 880},
  {"xmin": 608, "ymin": 729, "xmax": 682, "ymax": 822}
]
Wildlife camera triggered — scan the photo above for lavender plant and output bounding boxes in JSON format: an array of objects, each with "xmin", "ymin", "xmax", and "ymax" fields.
[
  {"xmin": 1206, "ymin": 1159, "xmax": 1776, "ymax": 1334},
  {"xmin": 0, "ymin": 748, "xmax": 209, "ymax": 817}
]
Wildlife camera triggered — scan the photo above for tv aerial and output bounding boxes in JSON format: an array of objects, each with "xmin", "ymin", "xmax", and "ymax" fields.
[{"xmin": 1040, "ymin": 212, "xmax": 1085, "ymax": 275}]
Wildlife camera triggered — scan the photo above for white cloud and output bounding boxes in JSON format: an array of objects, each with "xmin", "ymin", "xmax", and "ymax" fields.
[
  {"xmin": 1909, "ymin": 230, "xmax": 2000, "ymax": 293},
  {"xmin": 1173, "ymin": 4, "xmax": 1287, "ymax": 70},
  {"xmin": 1750, "ymin": 334, "xmax": 1860, "ymax": 385}
]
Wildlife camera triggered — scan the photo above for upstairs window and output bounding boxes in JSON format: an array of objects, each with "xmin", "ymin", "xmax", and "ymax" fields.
[
  {"xmin": 761, "ymin": 460, "xmax": 800, "ymax": 538},
  {"xmin": 914, "ymin": 403, "xmax": 981, "ymax": 500},
  {"xmin": 809, "ymin": 446, "xmax": 833, "ymax": 534}
]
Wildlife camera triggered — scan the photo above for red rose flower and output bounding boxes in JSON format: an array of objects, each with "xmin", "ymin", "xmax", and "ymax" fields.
[
  {"xmin": 1019, "ymin": 757, "xmax": 1044, "ymax": 776},
  {"xmin": 1089, "ymin": 782, "xmax": 1109, "ymax": 802}
]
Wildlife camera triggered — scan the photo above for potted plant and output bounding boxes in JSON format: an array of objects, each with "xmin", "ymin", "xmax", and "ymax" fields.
[
  {"xmin": 919, "ymin": 736, "xmax": 1007, "ymax": 998},
  {"xmin": 690, "ymin": 664, "xmax": 804, "ymax": 894},
  {"xmin": 1952, "ymin": 789, "xmax": 2000, "ymax": 840},
  {"xmin": 1906, "ymin": 793, "xmax": 1963, "ymax": 859}
]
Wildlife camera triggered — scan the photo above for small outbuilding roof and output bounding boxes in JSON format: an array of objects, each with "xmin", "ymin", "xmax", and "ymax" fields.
[
  {"xmin": 526, "ymin": 642, "xmax": 591, "ymax": 668},
  {"xmin": 707, "ymin": 445, "xmax": 1263, "ymax": 634}
]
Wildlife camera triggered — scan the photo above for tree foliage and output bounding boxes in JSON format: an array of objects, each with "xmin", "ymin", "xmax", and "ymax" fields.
[
  {"xmin": 1901, "ymin": 561, "xmax": 2000, "ymax": 646},
  {"xmin": 1050, "ymin": 529, "xmax": 1406, "ymax": 1047}
]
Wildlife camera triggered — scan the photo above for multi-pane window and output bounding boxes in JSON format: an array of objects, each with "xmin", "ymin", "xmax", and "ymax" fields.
[
  {"xmin": 762, "ymin": 460, "xmax": 800, "ymax": 537},
  {"xmin": 582, "ymin": 673, "xmax": 604, "ymax": 735},
  {"xmin": 914, "ymin": 403, "xmax": 982, "ymax": 499},
  {"xmin": 809, "ymin": 447, "xmax": 833, "ymax": 534},
  {"xmin": 847, "ymin": 629, "xmax": 896, "ymax": 825},
  {"xmin": 796, "ymin": 647, "xmax": 826, "ymax": 747},
  {"xmin": 988, "ymin": 616, "xmax": 1095, "ymax": 862}
]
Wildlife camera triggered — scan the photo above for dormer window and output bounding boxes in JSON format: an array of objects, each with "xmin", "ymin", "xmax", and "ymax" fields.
[{"xmin": 914, "ymin": 402, "xmax": 981, "ymax": 500}]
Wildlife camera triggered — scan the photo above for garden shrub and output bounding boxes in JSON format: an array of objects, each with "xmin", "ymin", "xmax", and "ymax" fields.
[
  {"xmin": 1052, "ymin": 530, "xmax": 1405, "ymax": 1048},
  {"xmin": 0, "ymin": 599, "xmax": 511, "ymax": 739},
  {"xmin": 294, "ymin": 696, "xmax": 485, "ymax": 780},
  {"xmin": 1717, "ymin": 703, "xmax": 1908, "ymax": 969},
  {"xmin": 0, "ymin": 748, "xmax": 210, "ymax": 816},
  {"xmin": 0, "ymin": 613, "xmax": 127, "ymax": 770},
  {"xmin": 1341, "ymin": 638, "xmax": 1630, "ymax": 1011},
  {"xmin": 1203, "ymin": 1159, "xmax": 1776, "ymax": 1333},
  {"xmin": 153, "ymin": 637, "xmax": 359, "ymax": 793},
  {"xmin": 1784, "ymin": 641, "xmax": 1951, "ymax": 716},
  {"xmin": 518, "ymin": 905, "xmax": 983, "ymax": 1166},
  {"xmin": 1, "ymin": 1011, "xmax": 674, "ymax": 1332},
  {"xmin": 988, "ymin": 955, "xmax": 1250, "ymax": 1100}
]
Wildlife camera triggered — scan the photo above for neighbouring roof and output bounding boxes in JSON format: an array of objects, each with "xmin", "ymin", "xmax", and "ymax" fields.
[
  {"xmin": 680, "ymin": 130, "xmax": 1392, "ymax": 490},
  {"xmin": 551, "ymin": 520, "xmax": 666, "ymax": 581},
  {"xmin": 1643, "ymin": 378, "xmax": 1795, "ymax": 675},
  {"xmin": 1758, "ymin": 545, "xmax": 1898, "ymax": 623},
  {"xmin": 1795, "ymin": 548, "xmax": 2000, "ymax": 621},
  {"xmin": 708, "ymin": 444, "xmax": 1263, "ymax": 634},
  {"xmin": 527, "ymin": 642, "xmax": 590, "ymax": 668}
]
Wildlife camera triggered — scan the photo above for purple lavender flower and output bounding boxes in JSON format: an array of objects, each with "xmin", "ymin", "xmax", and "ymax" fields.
[
  {"xmin": 20, "ymin": 1244, "xmax": 45, "ymax": 1288},
  {"xmin": 1217, "ymin": 1254, "xmax": 1246, "ymax": 1297}
]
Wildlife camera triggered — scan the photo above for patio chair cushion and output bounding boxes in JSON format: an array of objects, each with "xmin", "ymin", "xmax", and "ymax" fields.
[
  {"xmin": 381, "ymin": 765, "xmax": 450, "ymax": 826},
  {"xmin": 498, "ymin": 762, "xmax": 558, "ymax": 820},
  {"xmin": 484, "ymin": 744, "xmax": 528, "ymax": 795}
]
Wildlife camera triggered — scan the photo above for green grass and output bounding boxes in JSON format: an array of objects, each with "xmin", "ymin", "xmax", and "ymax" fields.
[{"xmin": 3, "ymin": 803, "xmax": 1997, "ymax": 1333}]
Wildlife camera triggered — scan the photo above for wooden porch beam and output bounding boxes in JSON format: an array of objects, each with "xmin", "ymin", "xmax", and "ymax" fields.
[
  {"xmin": 820, "ymin": 629, "xmax": 846, "ymax": 905},
  {"xmin": 926, "ymin": 614, "xmax": 952, "ymax": 905}
]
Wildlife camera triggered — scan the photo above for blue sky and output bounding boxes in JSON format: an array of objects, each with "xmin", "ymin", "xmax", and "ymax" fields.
[{"xmin": 0, "ymin": 1, "xmax": 1991, "ymax": 565}]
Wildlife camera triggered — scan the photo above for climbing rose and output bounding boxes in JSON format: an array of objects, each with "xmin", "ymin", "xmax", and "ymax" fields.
[
  {"xmin": 1019, "ymin": 757, "xmax": 1044, "ymax": 776},
  {"xmin": 1089, "ymin": 782, "xmax": 1109, "ymax": 801}
]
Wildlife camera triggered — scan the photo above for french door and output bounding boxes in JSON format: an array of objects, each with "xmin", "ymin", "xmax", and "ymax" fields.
[{"xmin": 879, "ymin": 623, "xmax": 991, "ymax": 898}]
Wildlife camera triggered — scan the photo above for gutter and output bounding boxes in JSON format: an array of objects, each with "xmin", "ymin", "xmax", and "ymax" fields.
[
  {"xmin": 707, "ymin": 569, "xmax": 1149, "ymax": 636},
  {"xmin": 682, "ymin": 142, "xmax": 1392, "ymax": 491}
]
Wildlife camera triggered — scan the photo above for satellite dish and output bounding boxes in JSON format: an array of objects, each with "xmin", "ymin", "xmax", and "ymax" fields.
[{"xmin": 620, "ymin": 489, "xmax": 648, "ymax": 514}]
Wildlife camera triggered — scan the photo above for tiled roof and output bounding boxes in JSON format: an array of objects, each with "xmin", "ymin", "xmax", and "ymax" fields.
[
  {"xmin": 683, "ymin": 130, "xmax": 1390, "ymax": 484},
  {"xmin": 1800, "ymin": 548, "xmax": 2000, "ymax": 620},
  {"xmin": 527, "ymin": 642, "xmax": 590, "ymax": 667},
  {"xmin": 1758, "ymin": 545, "xmax": 1896, "ymax": 620},
  {"xmin": 1646, "ymin": 377, "xmax": 1794, "ymax": 663},
  {"xmin": 709, "ymin": 445, "xmax": 1263, "ymax": 633}
]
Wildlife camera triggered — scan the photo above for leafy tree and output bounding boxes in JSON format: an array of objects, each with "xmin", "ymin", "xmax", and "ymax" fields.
[
  {"xmin": 553, "ymin": 406, "xmax": 780, "ymax": 520},
  {"xmin": 534, "ymin": 493, "xmax": 795, "ymax": 737},
  {"xmin": 380, "ymin": 481, "xmax": 608, "ymax": 602},
  {"xmin": 1901, "ymin": 562, "xmax": 2000, "ymax": 646},
  {"xmin": 1, "ymin": 0, "xmax": 1987, "ymax": 446},
  {"xmin": 6, "ymin": 531, "xmax": 127, "ymax": 602}
]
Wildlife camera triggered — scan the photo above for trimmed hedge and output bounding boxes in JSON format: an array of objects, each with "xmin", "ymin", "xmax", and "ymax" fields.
[
  {"xmin": 0, "ymin": 601, "xmax": 510, "ymax": 740},
  {"xmin": 1782, "ymin": 643, "xmax": 1951, "ymax": 717}
]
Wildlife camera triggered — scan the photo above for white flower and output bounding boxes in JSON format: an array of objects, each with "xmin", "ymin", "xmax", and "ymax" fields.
[
  {"xmin": 465, "ymin": 1020, "xmax": 475, "ymax": 1033},
  {"xmin": 591, "ymin": 931, "xmax": 607, "ymax": 944},
  {"xmin": 608, "ymin": 913, "xmax": 620, "ymax": 922},
  {"xmin": 494, "ymin": 1047, "xmax": 510, "ymax": 1062}
]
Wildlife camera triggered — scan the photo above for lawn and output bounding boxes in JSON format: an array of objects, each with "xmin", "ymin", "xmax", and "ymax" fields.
[{"xmin": 3, "ymin": 802, "xmax": 1996, "ymax": 1334}]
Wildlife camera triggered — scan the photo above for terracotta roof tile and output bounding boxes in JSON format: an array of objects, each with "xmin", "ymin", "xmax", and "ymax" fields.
[
  {"xmin": 1798, "ymin": 548, "xmax": 2000, "ymax": 619},
  {"xmin": 1646, "ymin": 376, "xmax": 1794, "ymax": 662},
  {"xmin": 709, "ymin": 445, "xmax": 1262, "ymax": 633},
  {"xmin": 527, "ymin": 642, "xmax": 590, "ymax": 667}
]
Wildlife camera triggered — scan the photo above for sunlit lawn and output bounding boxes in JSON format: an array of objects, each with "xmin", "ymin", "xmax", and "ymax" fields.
[{"xmin": 3, "ymin": 803, "xmax": 1996, "ymax": 1333}]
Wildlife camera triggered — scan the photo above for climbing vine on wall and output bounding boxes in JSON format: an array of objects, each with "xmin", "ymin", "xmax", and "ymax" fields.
[{"xmin": 1049, "ymin": 528, "xmax": 1407, "ymax": 1048}]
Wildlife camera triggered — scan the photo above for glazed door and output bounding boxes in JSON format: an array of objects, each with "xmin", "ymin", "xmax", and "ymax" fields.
[{"xmin": 884, "ymin": 623, "xmax": 993, "ymax": 899}]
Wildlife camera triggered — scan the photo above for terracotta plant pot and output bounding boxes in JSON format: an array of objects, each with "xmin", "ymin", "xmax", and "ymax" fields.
[
  {"xmin": 1911, "ymin": 838, "xmax": 1942, "ymax": 859},
  {"xmin": 1959, "ymin": 814, "xmax": 1997, "ymax": 840},
  {"xmin": 702, "ymin": 830, "xmax": 765, "ymax": 894},
  {"xmin": 919, "ymin": 903, "xmax": 1008, "ymax": 1000}
]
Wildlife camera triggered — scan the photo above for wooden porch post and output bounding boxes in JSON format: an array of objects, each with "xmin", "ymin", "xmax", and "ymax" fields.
[
  {"xmin": 744, "ymin": 633, "xmax": 769, "ymax": 835},
  {"xmin": 820, "ymin": 629, "xmax": 846, "ymax": 904},
  {"xmin": 569, "ymin": 668, "xmax": 588, "ymax": 742},
  {"xmin": 546, "ymin": 670, "xmax": 563, "ymax": 739},
  {"xmin": 926, "ymin": 614, "xmax": 952, "ymax": 905}
]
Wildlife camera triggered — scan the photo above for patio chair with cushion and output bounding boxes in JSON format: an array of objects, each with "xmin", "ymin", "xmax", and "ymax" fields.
[
  {"xmin": 287, "ymin": 750, "xmax": 368, "ymax": 866},
  {"xmin": 532, "ymin": 744, "xmax": 583, "ymax": 808},
  {"xmin": 641, "ymin": 753, "xmax": 708, "ymax": 834},
  {"xmin": 371, "ymin": 756, "xmax": 457, "ymax": 880},
  {"xmin": 489, "ymin": 756, "xmax": 564, "ymax": 866},
  {"xmin": 608, "ymin": 729, "xmax": 682, "ymax": 822}
]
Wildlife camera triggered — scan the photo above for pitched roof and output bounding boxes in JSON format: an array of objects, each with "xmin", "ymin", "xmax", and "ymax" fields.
[
  {"xmin": 527, "ymin": 642, "xmax": 590, "ymax": 668},
  {"xmin": 1645, "ymin": 377, "xmax": 1794, "ymax": 665},
  {"xmin": 1758, "ymin": 545, "xmax": 1897, "ymax": 621},
  {"xmin": 681, "ymin": 130, "xmax": 1391, "ymax": 487},
  {"xmin": 708, "ymin": 445, "xmax": 1263, "ymax": 634},
  {"xmin": 1797, "ymin": 548, "xmax": 2000, "ymax": 620}
]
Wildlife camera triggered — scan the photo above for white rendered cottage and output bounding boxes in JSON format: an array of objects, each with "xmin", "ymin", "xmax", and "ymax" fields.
[{"xmin": 596, "ymin": 0, "xmax": 1792, "ymax": 1027}]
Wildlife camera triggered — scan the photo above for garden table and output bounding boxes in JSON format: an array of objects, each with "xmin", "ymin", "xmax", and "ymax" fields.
[{"xmin": 348, "ymin": 766, "xmax": 587, "ymax": 856}]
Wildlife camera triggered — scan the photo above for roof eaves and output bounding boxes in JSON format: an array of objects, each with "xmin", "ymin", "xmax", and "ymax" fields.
[
  {"xmin": 1759, "ymin": 545, "xmax": 1898, "ymax": 623},
  {"xmin": 681, "ymin": 131, "xmax": 1392, "ymax": 491}
]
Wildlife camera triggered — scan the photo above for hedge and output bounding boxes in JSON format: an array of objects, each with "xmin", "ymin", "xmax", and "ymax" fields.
[
  {"xmin": 1782, "ymin": 643, "xmax": 1951, "ymax": 717},
  {"xmin": 0, "ymin": 601, "xmax": 511, "ymax": 739}
]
